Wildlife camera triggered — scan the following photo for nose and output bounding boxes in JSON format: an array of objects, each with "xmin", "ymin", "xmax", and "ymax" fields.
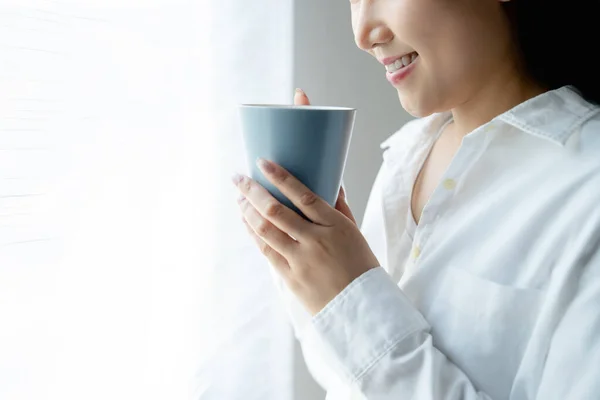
[{"xmin": 353, "ymin": 3, "xmax": 393, "ymax": 51}]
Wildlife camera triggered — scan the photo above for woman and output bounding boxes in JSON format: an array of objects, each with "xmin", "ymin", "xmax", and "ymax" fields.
[{"xmin": 232, "ymin": 0, "xmax": 600, "ymax": 399}]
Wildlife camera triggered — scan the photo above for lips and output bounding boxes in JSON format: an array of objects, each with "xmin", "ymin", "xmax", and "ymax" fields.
[{"xmin": 385, "ymin": 53, "xmax": 418, "ymax": 85}]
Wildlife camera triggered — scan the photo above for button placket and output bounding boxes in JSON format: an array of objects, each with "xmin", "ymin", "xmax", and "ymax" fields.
[
  {"xmin": 381, "ymin": 158, "xmax": 410, "ymax": 277},
  {"xmin": 413, "ymin": 135, "xmax": 484, "ymax": 263}
]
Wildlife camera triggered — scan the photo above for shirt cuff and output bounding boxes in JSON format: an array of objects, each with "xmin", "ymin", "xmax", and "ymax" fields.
[{"xmin": 311, "ymin": 266, "xmax": 430, "ymax": 382}]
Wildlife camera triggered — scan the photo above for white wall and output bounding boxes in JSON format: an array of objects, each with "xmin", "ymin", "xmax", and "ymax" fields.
[{"xmin": 292, "ymin": 1, "xmax": 413, "ymax": 398}]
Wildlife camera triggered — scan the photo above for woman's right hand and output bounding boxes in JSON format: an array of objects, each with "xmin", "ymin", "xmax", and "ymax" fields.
[{"xmin": 293, "ymin": 88, "xmax": 358, "ymax": 226}]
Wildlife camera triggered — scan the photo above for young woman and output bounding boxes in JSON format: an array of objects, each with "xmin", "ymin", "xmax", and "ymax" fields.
[{"xmin": 232, "ymin": 0, "xmax": 600, "ymax": 398}]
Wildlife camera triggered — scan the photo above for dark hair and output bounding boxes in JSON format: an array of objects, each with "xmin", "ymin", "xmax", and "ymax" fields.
[{"xmin": 502, "ymin": 1, "xmax": 600, "ymax": 105}]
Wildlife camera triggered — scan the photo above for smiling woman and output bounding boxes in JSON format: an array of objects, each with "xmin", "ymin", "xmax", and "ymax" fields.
[{"xmin": 252, "ymin": 1, "xmax": 600, "ymax": 400}]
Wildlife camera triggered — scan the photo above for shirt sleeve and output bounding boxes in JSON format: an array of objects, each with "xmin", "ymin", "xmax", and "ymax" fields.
[
  {"xmin": 267, "ymin": 226, "xmax": 361, "ymax": 396},
  {"xmin": 311, "ymin": 266, "xmax": 494, "ymax": 399},
  {"xmin": 264, "ymin": 178, "xmax": 368, "ymax": 394},
  {"xmin": 265, "ymin": 164, "xmax": 392, "ymax": 395},
  {"xmin": 310, "ymin": 220, "xmax": 600, "ymax": 400}
]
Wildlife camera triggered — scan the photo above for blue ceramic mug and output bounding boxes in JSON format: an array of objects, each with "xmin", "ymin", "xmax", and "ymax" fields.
[{"xmin": 239, "ymin": 104, "xmax": 356, "ymax": 221}]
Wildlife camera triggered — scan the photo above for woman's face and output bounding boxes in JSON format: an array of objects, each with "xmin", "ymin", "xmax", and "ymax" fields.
[{"xmin": 350, "ymin": 0, "xmax": 515, "ymax": 117}]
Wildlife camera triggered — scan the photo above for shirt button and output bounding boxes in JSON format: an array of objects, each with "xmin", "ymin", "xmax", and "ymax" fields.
[
  {"xmin": 443, "ymin": 178, "xmax": 456, "ymax": 190},
  {"xmin": 411, "ymin": 245, "xmax": 421, "ymax": 259},
  {"xmin": 483, "ymin": 123, "xmax": 495, "ymax": 133}
]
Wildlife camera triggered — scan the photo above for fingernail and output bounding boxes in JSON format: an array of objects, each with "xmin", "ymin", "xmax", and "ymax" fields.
[
  {"xmin": 257, "ymin": 158, "xmax": 275, "ymax": 174},
  {"xmin": 295, "ymin": 88, "xmax": 304, "ymax": 95},
  {"xmin": 237, "ymin": 194, "xmax": 246, "ymax": 203}
]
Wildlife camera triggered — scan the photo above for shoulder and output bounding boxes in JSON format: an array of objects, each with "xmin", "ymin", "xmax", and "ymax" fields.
[{"xmin": 578, "ymin": 111, "xmax": 600, "ymax": 156}]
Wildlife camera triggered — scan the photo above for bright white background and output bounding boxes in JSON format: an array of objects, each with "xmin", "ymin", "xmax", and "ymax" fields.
[
  {"xmin": 0, "ymin": 1, "xmax": 409, "ymax": 399},
  {"xmin": 1, "ymin": 1, "xmax": 219, "ymax": 399}
]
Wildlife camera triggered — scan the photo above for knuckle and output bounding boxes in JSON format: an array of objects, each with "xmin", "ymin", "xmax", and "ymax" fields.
[
  {"xmin": 337, "ymin": 224, "xmax": 354, "ymax": 239},
  {"xmin": 260, "ymin": 242, "xmax": 272, "ymax": 256},
  {"xmin": 256, "ymin": 220, "xmax": 271, "ymax": 236},
  {"xmin": 300, "ymin": 191, "xmax": 318, "ymax": 206},
  {"xmin": 275, "ymin": 170, "xmax": 290, "ymax": 184},
  {"xmin": 315, "ymin": 236, "xmax": 329, "ymax": 251},
  {"xmin": 240, "ymin": 176, "xmax": 252, "ymax": 192},
  {"xmin": 265, "ymin": 201, "xmax": 283, "ymax": 218},
  {"xmin": 240, "ymin": 199, "xmax": 251, "ymax": 213},
  {"xmin": 312, "ymin": 231, "xmax": 334, "ymax": 252}
]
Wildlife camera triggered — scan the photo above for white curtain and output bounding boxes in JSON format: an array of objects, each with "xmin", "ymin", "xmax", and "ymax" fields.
[
  {"xmin": 0, "ymin": 1, "xmax": 294, "ymax": 399},
  {"xmin": 191, "ymin": 0, "xmax": 295, "ymax": 399}
]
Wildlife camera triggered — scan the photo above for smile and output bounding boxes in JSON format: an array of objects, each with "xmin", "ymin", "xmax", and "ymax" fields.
[{"xmin": 384, "ymin": 52, "xmax": 419, "ymax": 73}]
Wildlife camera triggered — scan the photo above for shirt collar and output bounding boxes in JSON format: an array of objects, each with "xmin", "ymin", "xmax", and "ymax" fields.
[
  {"xmin": 380, "ymin": 85, "xmax": 600, "ymax": 151},
  {"xmin": 498, "ymin": 85, "xmax": 599, "ymax": 146}
]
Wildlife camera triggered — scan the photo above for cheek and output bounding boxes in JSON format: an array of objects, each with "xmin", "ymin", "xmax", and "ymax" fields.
[
  {"xmin": 415, "ymin": 2, "xmax": 508, "ymax": 80},
  {"xmin": 423, "ymin": 27, "xmax": 503, "ymax": 98},
  {"xmin": 394, "ymin": 55, "xmax": 471, "ymax": 117},
  {"xmin": 393, "ymin": 0, "xmax": 446, "ymax": 44},
  {"xmin": 401, "ymin": 18, "xmax": 498, "ymax": 112},
  {"xmin": 424, "ymin": 42, "xmax": 475, "ymax": 84}
]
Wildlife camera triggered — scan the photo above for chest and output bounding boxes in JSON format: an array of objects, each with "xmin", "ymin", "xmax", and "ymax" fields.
[
  {"xmin": 410, "ymin": 131, "xmax": 461, "ymax": 224},
  {"xmin": 397, "ymin": 152, "xmax": 579, "ymax": 399}
]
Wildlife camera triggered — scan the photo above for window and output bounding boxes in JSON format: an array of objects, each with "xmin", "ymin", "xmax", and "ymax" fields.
[{"xmin": 0, "ymin": 1, "xmax": 294, "ymax": 399}]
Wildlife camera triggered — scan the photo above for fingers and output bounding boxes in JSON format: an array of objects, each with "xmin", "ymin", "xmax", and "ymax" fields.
[
  {"xmin": 257, "ymin": 159, "xmax": 337, "ymax": 227},
  {"xmin": 290, "ymin": 89, "xmax": 340, "ymax": 224},
  {"xmin": 294, "ymin": 88, "xmax": 310, "ymax": 105},
  {"xmin": 234, "ymin": 173, "xmax": 313, "ymax": 240},
  {"xmin": 335, "ymin": 186, "xmax": 357, "ymax": 225},
  {"xmin": 234, "ymin": 174, "xmax": 308, "ymax": 249},
  {"xmin": 239, "ymin": 194, "xmax": 299, "ymax": 256},
  {"xmin": 241, "ymin": 216, "xmax": 291, "ymax": 277}
]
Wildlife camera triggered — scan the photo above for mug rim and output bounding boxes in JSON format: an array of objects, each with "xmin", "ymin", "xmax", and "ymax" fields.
[{"xmin": 240, "ymin": 104, "xmax": 355, "ymax": 111}]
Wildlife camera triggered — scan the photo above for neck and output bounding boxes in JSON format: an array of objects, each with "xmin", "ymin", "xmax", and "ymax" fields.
[{"xmin": 449, "ymin": 64, "xmax": 546, "ymax": 138}]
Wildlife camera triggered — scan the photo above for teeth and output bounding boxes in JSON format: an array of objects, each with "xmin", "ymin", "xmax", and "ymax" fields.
[{"xmin": 385, "ymin": 52, "xmax": 418, "ymax": 73}]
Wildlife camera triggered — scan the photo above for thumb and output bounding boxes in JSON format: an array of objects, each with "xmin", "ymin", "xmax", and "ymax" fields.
[
  {"xmin": 335, "ymin": 185, "xmax": 357, "ymax": 226},
  {"xmin": 294, "ymin": 88, "xmax": 311, "ymax": 105}
]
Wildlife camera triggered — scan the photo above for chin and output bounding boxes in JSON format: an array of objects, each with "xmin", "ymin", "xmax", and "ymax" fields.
[{"xmin": 397, "ymin": 91, "xmax": 435, "ymax": 118}]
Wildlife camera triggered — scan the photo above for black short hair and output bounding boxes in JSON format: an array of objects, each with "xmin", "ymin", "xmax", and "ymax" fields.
[{"xmin": 502, "ymin": 0, "xmax": 600, "ymax": 105}]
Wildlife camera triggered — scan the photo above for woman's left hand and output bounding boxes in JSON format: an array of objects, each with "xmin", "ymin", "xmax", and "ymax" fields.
[{"xmin": 232, "ymin": 159, "xmax": 380, "ymax": 316}]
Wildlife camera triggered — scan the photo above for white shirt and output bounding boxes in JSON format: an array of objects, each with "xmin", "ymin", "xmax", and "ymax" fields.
[{"xmin": 268, "ymin": 85, "xmax": 600, "ymax": 400}]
